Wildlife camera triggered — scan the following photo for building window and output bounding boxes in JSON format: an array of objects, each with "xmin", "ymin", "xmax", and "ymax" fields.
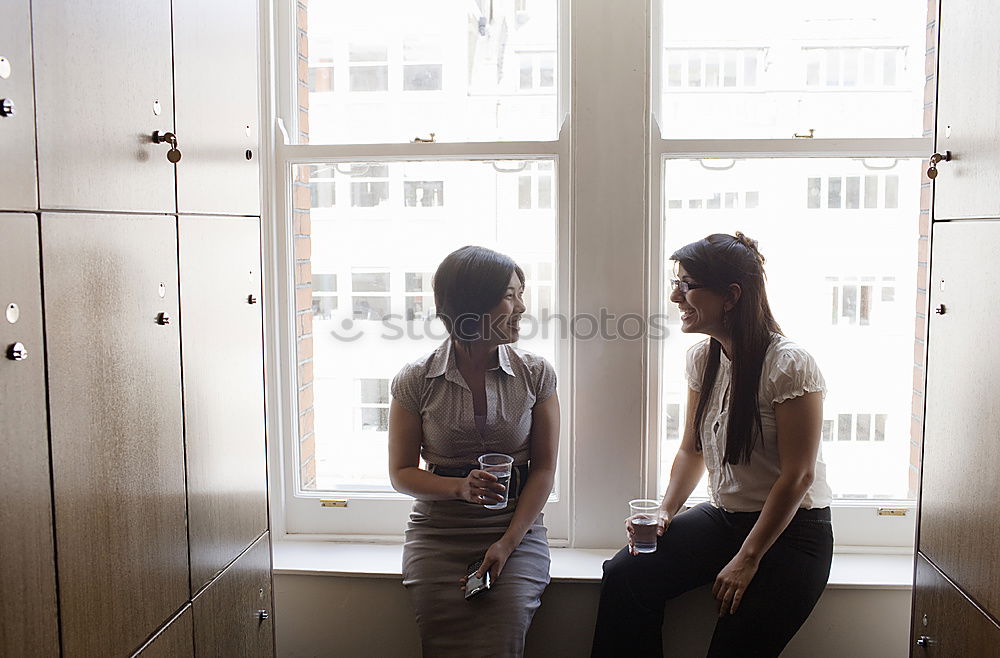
[
  {"xmin": 350, "ymin": 164, "xmax": 390, "ymax": 208},
  {"xmin": 808, "ymin": 173, "xmax": 901, "ymax": 210},
  {"xmin": 666, "ymin": 189, "xmax": 760, "ymax": 210},
  {"xmin": 517, "ymin": 161, "xmax": 554, "ymax": 209},
  {"xmin": 352, "ymin": 269, "xmax": 390, "ymax": 321},
  {"xmin": 518, "ymin": 51, "xmax": 556, "ymax": 91},
  {"xmin": 357, "ymin": 379, "xmax": 390, "ymax": 432},
  {"xmin": 404, "ymin": 272, "xmax": 434, "ymax": 321},
  {"xmin": 312, "ymin": 273, "xmax": 338, "ymax": 320},
  {"xmin": 664, "ymin": 48, "xmax": 764, "ymax": 89},
  {"xmin": 403, "ymin": 181, "xmax": 444, "ymax": 207},
  {"xmin": 826, "ymin": 413, "xmax": 888, "ymax": 442},
  {"xmin": 827, "ymin": 276, "xmax": 897, "ymax": 326},
  {"xmin": 349, "ymin": 43, "xmax": 389, "ymax": 92},
  {"xmin": 804, "ymin": 47, "xmax": 906, "ymax": 88},
  {"xmin": 309, "ymin": 164, "xmax": 336, "ymax": 208},
  {"xmin": 403, "ymin": 37, "xmax": 443, "ymax": 91},
  {"xmin": 309, "ymin": 56, "xmax": 334, "ymax": 93}
]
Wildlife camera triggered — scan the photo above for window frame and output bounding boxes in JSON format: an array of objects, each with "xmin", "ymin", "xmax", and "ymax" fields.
[
  {"xmin": 262, "ymin": 0, "xmax": 930, "ymax": 549},
  {"xmin": 264, "ymin": 0, "xmax": 572, "ymax": 542}
]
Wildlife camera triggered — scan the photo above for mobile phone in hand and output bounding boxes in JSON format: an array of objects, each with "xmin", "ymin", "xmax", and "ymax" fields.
[{"xmin": 464, "ymin": 559, "xmax": 491, "ymax": 600}]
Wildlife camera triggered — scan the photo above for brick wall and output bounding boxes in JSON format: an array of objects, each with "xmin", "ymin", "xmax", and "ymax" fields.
[
  {"xmin": 909, "ymin": 0, "xmax": 938, "ymax": 497},
  {"xmin": 293, "ymin": 0, "xmax": 316, "ymax": 489}
]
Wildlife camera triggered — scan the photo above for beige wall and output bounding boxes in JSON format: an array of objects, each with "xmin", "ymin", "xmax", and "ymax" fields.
[{"xmin": 274, "ymin": 574, "xmax": 911, "ymax": 657}]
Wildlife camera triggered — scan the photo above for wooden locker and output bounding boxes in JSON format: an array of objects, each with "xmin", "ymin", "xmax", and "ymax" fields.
[
  {"xmin": 0, "ymin": 1, "xmax": 38, "ymax": 211},
  {"xmin": 193, "ymin": 532, "xmax": 274, "ymax": 658},
  {"xmin": 932, "ymin": 0, "xmax": 1000, "ymax": 220},
  {"xmin": 179, "ymin": 215, "xmax": 268, "ymax": 593},
  {"xmin": 133, "ymin": 606, "xmax": 195, "ymax": 658},
  {"xmin": 173, "ymin": 0, "xmax": 261, "ymax": 216},
  {"xmin": 911, "ymin": 554, "xmax": 1000, "ymax": 657},
  {"xmin": 42, "ymin": 213, "xmax": 189, "ymax": 657},
  {"xmin": 919, "ymin": 220, "xmax": 1000, "ymax": 615},
  {"xmin": 32, "ymin": 0, "xmax": 176, "ymax": 213},
  {"xmin": 0, "ymin": 214, "xmax": 59, "ymax": 657}
]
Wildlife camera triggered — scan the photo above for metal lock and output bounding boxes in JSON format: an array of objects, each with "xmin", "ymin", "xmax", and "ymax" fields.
[
  {"xmin": 927, "ymin": 151, "xmax": 951, "ymax": 179},
  {"xmin": 247, "ymin": 294, "xmax": 258, "ymax": 305},
  {"xmin": 934, "ymin": 304, "xmax": 947, "ymax": 315},
  {"xmin": 916, "ymin": 635, "xmax": 931, "ymax": 647},
  {"xmin": 156, "ymin": 312, "xmax": 171, "ymax": 326},
  {"xmin": 7, "ymin": 342, "xmax": 28, "ymax": 361},
  {"xmin": 152, "ymin": 130, "xmax": 182, "ymax": 163},
  {"xmin": 257, "ymin": 609, "xmax": 270, "ymax": 622},
  {"xmin": 0, "ymin": 98, "xmax": 14, "ymax": 118}
]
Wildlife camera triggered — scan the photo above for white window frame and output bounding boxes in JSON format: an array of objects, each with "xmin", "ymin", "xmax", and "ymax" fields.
[
  {"xmin": 647, "ymin": 0, "xmax": 929, "ymax": 551},
  {"xmin": 261, "ymin": 0, "xmax": 929, "ymax": 550}
]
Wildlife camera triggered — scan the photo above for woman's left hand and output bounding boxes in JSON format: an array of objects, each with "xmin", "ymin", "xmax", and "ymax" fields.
[{"xmin": 712, "ymin": 552, "xmax": 760, "ymax": 616}]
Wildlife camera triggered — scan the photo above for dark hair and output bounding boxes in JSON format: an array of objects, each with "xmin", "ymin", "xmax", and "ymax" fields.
[
  {"xmin": 671, "ymin": 232, "xmax": 782, "ymax": 465},
  {"xmin": 433, "ymin": 246, "xmax": 525, "ymax": 344}
]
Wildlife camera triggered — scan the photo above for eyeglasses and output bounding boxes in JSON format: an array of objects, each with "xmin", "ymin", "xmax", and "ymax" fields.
[{"xmin": 669, "ymin": 279, "xmax": 710, "ymax": 294}]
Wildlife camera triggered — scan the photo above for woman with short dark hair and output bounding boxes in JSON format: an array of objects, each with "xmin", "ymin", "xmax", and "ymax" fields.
[
  {"xmin": 591, "ymin": 233, "xmax": 834, "ymax": 657},
  {"xmin": 389, "ymin": 245, "xmax": 559, "ymax": 657}
]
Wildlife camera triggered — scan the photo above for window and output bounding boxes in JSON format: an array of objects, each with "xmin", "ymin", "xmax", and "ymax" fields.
[
  {"xmin": 403, "ymin": 37, "xmax": 443, "ymax": 91},
  {"xmin": 654, "ymin": 0, "xmax": 928, "ymax": 547},
  {"xmin": 312, "ymin": 273, "xmax": 338, "ymax": 320},
  {"xmin": 349, "ymin": 44, "xmax": 389, "ymax": 92},
  {"xmin": 274, "ymin": 0, "xmax": 930, "ymax": 547}
]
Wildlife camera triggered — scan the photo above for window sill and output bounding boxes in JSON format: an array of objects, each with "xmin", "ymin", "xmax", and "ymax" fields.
[{"xmin": 271, "ymin": 540, "xmax": 913, "ymax": 590}]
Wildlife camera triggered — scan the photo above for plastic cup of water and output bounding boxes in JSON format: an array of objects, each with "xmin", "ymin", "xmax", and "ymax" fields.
[
  {"xmin": 478, "ymin": 453, "xmax": 514, "ymax": 510},
  {"xmin": 629, "ymin": 499, "xmax": 660, "ymax": 553}
]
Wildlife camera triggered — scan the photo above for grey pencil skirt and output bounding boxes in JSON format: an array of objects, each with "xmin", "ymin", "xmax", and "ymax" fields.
[{"xmin": 402, "ymin": 498, "xmax": 551, "ymax": 657}]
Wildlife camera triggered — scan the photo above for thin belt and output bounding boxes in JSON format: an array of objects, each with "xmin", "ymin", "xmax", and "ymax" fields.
[{"xmin": 427, "ymin": 463, "xmax": 531, "ymax": 501}]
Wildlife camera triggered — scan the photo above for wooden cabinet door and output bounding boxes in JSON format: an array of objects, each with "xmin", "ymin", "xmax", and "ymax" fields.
[
  {"xmin": 32, "ymin": 0, "xmax": 176, "ymax": 213},
  {"xmin": 932, "ymin": 0, "xmax": 1000, "ymax": 220},
  {"xmin": 0, "ymin": 214, "xmax": 58, "ymax": 657},
  {"xmin": 911, "ymin": 554, "xmax": 1000, "ymax": 657},
  {"xmin": 193, "ymin": 532, "xmax": 274, "ymax": 658},
  {"xmin": 179, "ymin": 216, "xmax": 267, "ymax": 592},
  {"xmin": 42, "ymin": 213, "xmax": 189, "ymax": 657},
  {"xmin": 0, "ymin": 1, "xmax": 38, "ymax": 211},
  {"xmin": 919, "ymin": 219, "xmax": 1000, "ymax": 615},
  {"xmin": 173, "ymin": 0, "xmax": 260, "ymax": 215},
  {"xmin": 134, "ymin": 606, "xmax": 195, "ymax": 658}
]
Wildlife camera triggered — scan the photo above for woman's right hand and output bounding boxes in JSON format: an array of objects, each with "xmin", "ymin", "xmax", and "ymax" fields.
[
  {"xmin": 625, "ymin": 507, "xmax": 672, "ymax": 555},
  {"xmin": 456, "ymin": 469, "xmax": 506, "ymax": 505}
]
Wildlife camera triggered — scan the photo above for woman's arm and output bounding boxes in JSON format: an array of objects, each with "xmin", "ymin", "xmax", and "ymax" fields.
[
  {"xmin": 476, "ymin": 392, "xmax": 560, "ymax": 581},
  {"xmin": 713, "ymin": 390, "xmax": 824, "ymax": 615},
  {"xmin": 388, "ymin": 399, "xmax": 506, "ymax": 503}
]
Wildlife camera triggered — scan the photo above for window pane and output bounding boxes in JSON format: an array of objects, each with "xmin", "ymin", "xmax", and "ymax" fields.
[
  {"xmin": 660, "ymin": 1, "xmax": 925, "ymax": 138},
  {"xmin": 305, "ymin": 1, "xmax": 558, "ymax": 143},
  {"xmin": 349, "ymin": 65, "xmax": 389, "ymax": 92},
  {"xmin": 295, "ymin": 159, "xmax": 557, "ymax": 492},
  {"xmin": 351, "ymin": 181, "xmax": 389, "ymax": 207},
  {"xmin": 660, "ymin": 158, "xmax": 921, "ymax": 501},
  {"xmin": 403, "ymin": 64, "xmax": 443, "ymax": 91},
  {"xmin": 404, "ymin": 181, "xmax": 444, "ymax": 207},
  {"xmin": 359, "ymin": 379, "xmax": 389, "ymax": 404},
  {"xmin": 352, "ymin": 271, "xmax": 390, "ymax": 292}
]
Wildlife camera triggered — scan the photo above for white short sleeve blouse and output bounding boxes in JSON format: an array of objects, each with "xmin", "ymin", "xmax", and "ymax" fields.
[{"xmin": 685, "ymin": 334, "xmax": 833, "ymax": 512}]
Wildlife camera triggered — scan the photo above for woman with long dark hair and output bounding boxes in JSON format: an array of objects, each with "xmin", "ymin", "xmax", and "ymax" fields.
[
  {"xmin": 591, "ymin": 233, "xmax": 833, "ymax": 657},
  {"xmin": 389, "ymin": 245, "xmax": 559, "ymax": 657}
]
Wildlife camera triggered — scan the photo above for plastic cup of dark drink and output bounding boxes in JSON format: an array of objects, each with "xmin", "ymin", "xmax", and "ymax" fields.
[
  {"xmin": 629, "ymin": 499, "xmax": 660, "ymax": 553},
  {"xmin": 478, "ymin": 453, "xmax": 514, "ymax": 510}
]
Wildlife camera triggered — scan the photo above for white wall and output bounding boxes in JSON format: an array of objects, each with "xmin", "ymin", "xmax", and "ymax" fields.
[{"xmin": 273, "ymin": 574, "xmax": 911, "ymax": 657}]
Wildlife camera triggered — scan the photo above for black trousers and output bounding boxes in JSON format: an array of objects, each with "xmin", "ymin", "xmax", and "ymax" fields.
[{"xmin": 591, "ymin": 502, "xmax": 833, "ymax": 658}]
